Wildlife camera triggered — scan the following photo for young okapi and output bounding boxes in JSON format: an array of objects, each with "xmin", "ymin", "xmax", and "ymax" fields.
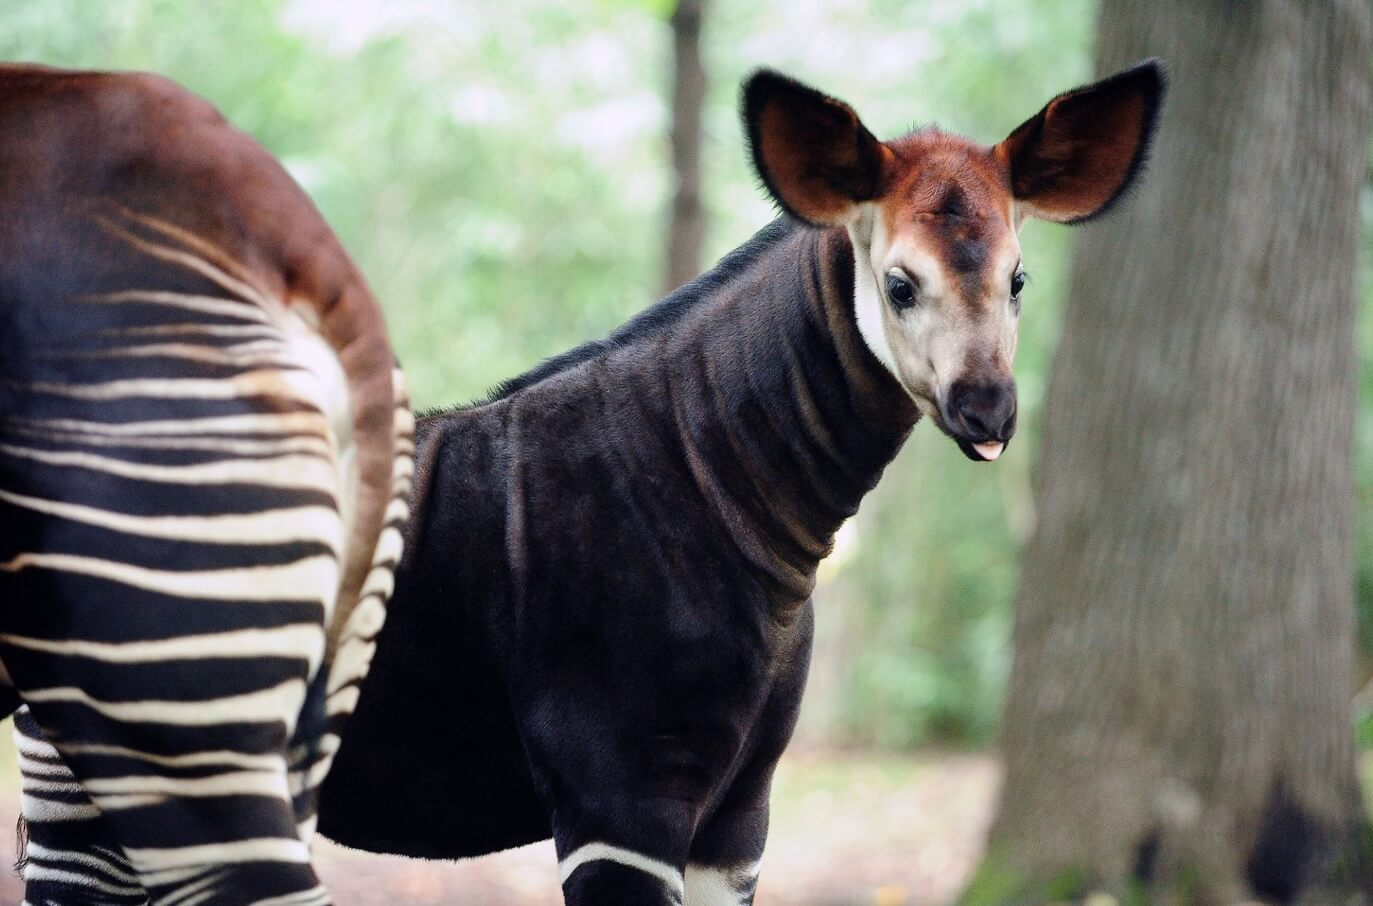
[
  {"xmin": 9, "ymin": 63, "xmax": 1164, "ymax": 905},
  {"xmin": 318, "ymin": 62, "xmax": 1165, "ymax": 904}
]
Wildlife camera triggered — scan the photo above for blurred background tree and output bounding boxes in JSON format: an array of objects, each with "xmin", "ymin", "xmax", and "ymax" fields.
[
  {"xmin": 0, "ymin": 1, "xmax": 1371, "ymax": 900},
  {"xmin": 980, "ymin": 1, "xmax": 1373, "ymax": 902},
  {"xmin": 664, "ymin": 0, "xmax": 706, "ymax": 292}
]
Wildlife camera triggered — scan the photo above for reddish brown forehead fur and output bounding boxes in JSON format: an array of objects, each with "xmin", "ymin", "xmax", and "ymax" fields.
[{"xmin": 878, "ymin": 130, "xmax": 1017, "ymax": 306}]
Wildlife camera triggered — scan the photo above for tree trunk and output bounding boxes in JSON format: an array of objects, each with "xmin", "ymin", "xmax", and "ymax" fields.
[
  {"xmin": 980, "ymin": 1, "xmax": 1373, "ymax": 903},
  {"xmin": 663, "ymin": 0, "xmax": 706, "ymax": 294}
]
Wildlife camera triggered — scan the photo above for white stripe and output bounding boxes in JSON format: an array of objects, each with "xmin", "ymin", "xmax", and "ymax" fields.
[
  {"xmin": 0, "ymin": 551, "xmax": 338, "ymax": 603},
  {"xmin": 1, "ymin": 625, "xmax": 324, "ymax": 664},
  {"xmin": 82, "ymin": 770, "xmax": 290, "ymax": 802},
  {"xmin": 303, "ymin": 746, "xmax": 338, "ymax": 792},
  {"xmin": 83, "ymin": 794, "xmax": 163, "ymax": 810},
  {"xmin": 684, "ymin": 862, "xmax": 761, "ymax": 906},
  {"xmin": 1, "ymin": 426, "xmax": 330, "ymax": 456},
  {"xmin": 44, "ymin": 340, "xmax": 291, "ymax": 367},
  {"xmin": 160, "ymin": 869, "xmax": 224, "ymax": 906},
  {"xmin": 178, "ymin": 890, "xmax": 219, "ymax": 906},
  {"xmin": 14, "ymin": 727, "xmax": 60, "ymax": 758},
  {"xmin": 92, "ymin": 212, "xmax": 275, "ymax": 312},
  {"xmin": 559, "ymin": 842, "xmax": 685, "ymax": 897},
  {"xmin": 0, "ymin": 443, "xmax": 339, "ymax": 492},
  {"xmin": 20, "ymin": 863, "xmax": 146, "ymax": 897},
  {"xmin": 23, "ymin": 841, "xmax": 141, "ymax": 885},
  {"xmin": 2, "ymin": 411, "xmax": 329, "ymax": 438},
  {"xmin": 252, "ymin": 886, "xmax": 332, "ymax": 906},
  {"xmin": 383, "ymin": 496, "xmax": 411, "ymax": 525},
  {"xmin": 22, "ymin": 776, "xmax": 84, "ymax": 792},
  {"xmin": 342, "ymin": 593, "xmax": 387, "ymax": 643},
  {"xmin": 371, "ymin": 526, "xmax": 405, "ymax": 566},
  {"xmin": 0, "ymin": 488, "xmax": 342, "ymax": 548},
  {"xmin": 47, "ymin": 742, "xmax": 284, "ymax": 772},
  {"xmin": 99, "ymin": 323, "xmax": 280, "ymax": 339},
  {"xmin": 133, "ymin": 863, "xmax": 202, "ymax": 889},
  {"xmin": 359, "ymin": 566, "xmax": 395, "ymax": 605},
  {"xmin": 395, "ymin": 405, "xmax": 416, "ymax": 436},
  {"xmin": 23, "ymin": 368, "xmax": 326, "ymax": 403},
  {"xmin": 79, "ymin": 289, "xmax": 270, "ymax": 324},
  {"xmin": 19, "ymin": 793, "xmax": 100, "ymax": 821},
  {"xmin": 108, "ymin": 206, "xmax": 272, "ymax": 302},
  {"xmin": 324, "ymin": 685, "xmax": 360, "ymax": 717},
  {"xmin": 129, "ymin": 837, "xmax": 310, "ymax": 875},
  {"xmin": 19, "ymin": 760, "xmax": 81, "ymax": 780},
  {"xmin": 325, "ymin": 638, "xmax": 376, "ymax": 696},
  {"xmin": 24, "ymin": 678, "xmax": 307, "ymax": 728}
]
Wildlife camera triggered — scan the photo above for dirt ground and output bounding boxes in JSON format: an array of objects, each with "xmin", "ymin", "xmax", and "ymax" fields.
[{"xmin": 0, "ymin": 747, "xmax": 1000, "ymax": 905}]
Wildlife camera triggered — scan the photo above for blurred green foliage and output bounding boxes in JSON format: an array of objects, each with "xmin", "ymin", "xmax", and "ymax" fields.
[{"xmin": 3, "ymin": 0, "xmax": 1369, "ymax": 749}]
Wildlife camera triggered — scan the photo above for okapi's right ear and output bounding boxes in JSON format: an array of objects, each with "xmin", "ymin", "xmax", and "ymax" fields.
[
  {"xmin": 995, "ymin": 59, "xmax": 1167, "ymax": 224},
  {"xmin": 743, "ymin": 70, "xmax": 892, "ymax": 226}
]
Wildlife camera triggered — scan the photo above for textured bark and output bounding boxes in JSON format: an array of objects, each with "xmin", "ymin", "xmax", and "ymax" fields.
[
  {"xmin": 983, "ymin": 1, "xmax": 1373, "ymax": 903},
  {"xmin": 663, "ymin": 0, "xmax": 706, "ymax": 293}
]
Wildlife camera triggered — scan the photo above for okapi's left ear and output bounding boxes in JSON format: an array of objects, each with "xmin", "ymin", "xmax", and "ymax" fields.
[
  {"xmin": 996, "ymin": 59, "xmax": 1167, "ymax": 224},
  {"xmin": 743, "ymin": 70, "xmax": 893, "ymax": 226}
]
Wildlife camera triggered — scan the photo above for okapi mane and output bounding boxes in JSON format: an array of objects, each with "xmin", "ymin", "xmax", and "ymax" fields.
[{"xmin": 449, "ymin": 216, "xmax": 802, "ymax": 412}]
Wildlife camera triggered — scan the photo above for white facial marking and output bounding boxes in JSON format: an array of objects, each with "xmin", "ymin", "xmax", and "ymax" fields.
[
  {"xmin": 559, "ymin": 842, "xmax": 685, "ymax": 898},
  {"xmin": 850, "ymin": 208, "xmax": 897, "ymax": 376},
  {"xmin": 847, "ymin": 205, "xmax": 1024, "ymax": 426}
]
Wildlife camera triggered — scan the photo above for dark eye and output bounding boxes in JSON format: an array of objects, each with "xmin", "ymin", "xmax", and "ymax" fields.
[
  {"xmin": 886, "ymin": 272, "xmax": 917, "ymax": 310},
  {"xmin": 1010, "ymin": 270, "xmax": 1026, "ymax": 298}
]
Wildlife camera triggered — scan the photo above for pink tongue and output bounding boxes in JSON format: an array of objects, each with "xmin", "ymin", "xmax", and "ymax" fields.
[{"xmin": 973, "ymin": 441, "xmax": 1005, "ymax": 461}]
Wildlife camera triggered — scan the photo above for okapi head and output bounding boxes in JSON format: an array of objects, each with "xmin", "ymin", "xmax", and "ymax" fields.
[{"xmin": 743, "ymin": 61, "xmax": 1165, "ymax": 461}]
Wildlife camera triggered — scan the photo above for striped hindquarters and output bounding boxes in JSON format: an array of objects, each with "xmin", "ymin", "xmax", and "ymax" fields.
[
  {"xmin": 0, "ymin": 207, "xmax": 411, "ymax": 905},
  {"xmin": 285, "ymin": 370, "xmax": 414, "ymax": 843}
]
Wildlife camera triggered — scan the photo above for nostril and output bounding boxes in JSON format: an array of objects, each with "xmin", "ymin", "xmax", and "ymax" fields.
[
  {"xmin": 949, "ymin": 380, "xmax": 1016, "ymax": 441},
  {"xmin": 996, "ymin": 407, "xmax": 1017, "ymax": 442},
  {"xmin": 958, "ymin": 406, "xmax": 991, "ymax": 438}
]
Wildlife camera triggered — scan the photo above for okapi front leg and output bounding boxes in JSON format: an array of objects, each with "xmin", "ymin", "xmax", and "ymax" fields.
[
  {"xmin": 684, "ymin": 762, "xmax": 772, "ymax": 906},
  {"xmin": 521, "ymin": 704, "xmax": 703, "ymax": 905},
  {"xmin": 553, "ymin": 806, "xmax": 694, "ymax": 906}
]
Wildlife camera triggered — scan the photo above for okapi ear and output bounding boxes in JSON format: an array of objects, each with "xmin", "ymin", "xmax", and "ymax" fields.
[
  {"xmin": 742, "ymin": 70, "xmax": 893, "ymax": 226},
  {"xmin": 995, "ymin": 59, "xmax": 1167, "ymax": 224}
]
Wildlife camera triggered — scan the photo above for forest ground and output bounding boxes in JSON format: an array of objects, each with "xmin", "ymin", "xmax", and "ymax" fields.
[
  {"xmin": 0, "ymin": 733, "xmax": 1367, "ymax": 905},
  {"xmin": 0, "ymin": 734, "xmax": 997, "ymax": 906}
]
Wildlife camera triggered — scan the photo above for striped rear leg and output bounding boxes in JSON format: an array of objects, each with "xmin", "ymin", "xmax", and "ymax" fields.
[
  {"xmin": 7, "ymin": 384, "xmax": 411, "ymax": 904},
  {"xmin": 14, "ymin": 707, "xmax": 149, "ymax": 905},
  {"xmin": 284, "ymin": 384, "xmax": 413, "ymax": 843},
  {"xmin": 0, "ymin": 329, "xmax": 352, "ymax": 904},
  {"xmin": 0, "ymin": 464, "xmax": 337, "ymax": 904}
]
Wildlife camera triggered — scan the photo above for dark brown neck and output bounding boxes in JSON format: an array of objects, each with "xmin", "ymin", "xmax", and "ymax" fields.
[{"xmin": 645, "ymin": 221, "xmax": 918, "ymax": 604}]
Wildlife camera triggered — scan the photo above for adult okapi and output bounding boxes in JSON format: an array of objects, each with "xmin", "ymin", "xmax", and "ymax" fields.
[
  {"xmin": 0, "ymin": 65, "xmax": 412, "ymax": 905},
  {"xmin": 6, "ymin": 62, "xmax": 1165, "ymax": 905}
]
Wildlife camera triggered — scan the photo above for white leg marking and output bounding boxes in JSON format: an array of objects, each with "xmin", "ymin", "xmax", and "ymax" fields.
[
  {"xmin": 685, "ymin": 862, "xmax": 760, "ymax": 906},
  {"xmin": 559, "ymin": 842, "xmax": 685, "ymax": 898}
]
